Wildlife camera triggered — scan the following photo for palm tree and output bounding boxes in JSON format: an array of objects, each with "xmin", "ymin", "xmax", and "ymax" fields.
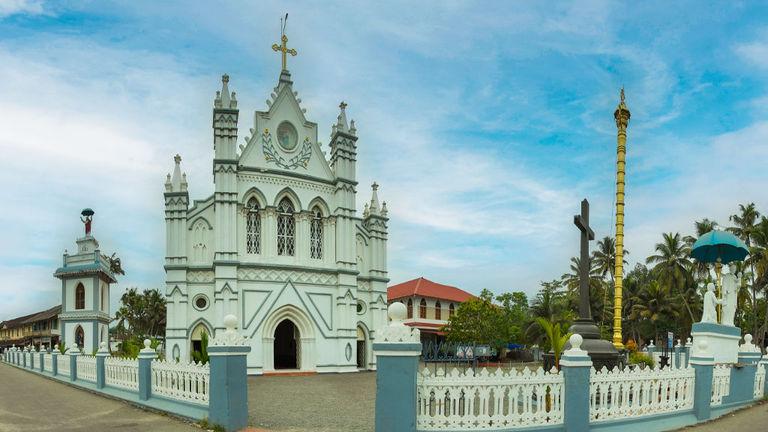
[
  {"xmin": 534, "ymin": 317, "xmax": 571, "ymax": 368},
  {"xmin": 527, "ymin": 280, "xmax": 572, "ymax": 345},
  {"xmin": 561, "ymin": 257, "xmax": 605, "ymax": 322},
  {"xmin": 750, "ymin": 217, "xmax": 768, "ymax": 346},
  {"xmin": 629, "ymin": 280, "xmax": 676, "ymax": 343},
  {"xmin": 728, "ymin": 203, "xmax": 760, "ymax": 336},
  {"xmin": 646, "ymin": 232, "xmax": 695, "ymax": 322}
]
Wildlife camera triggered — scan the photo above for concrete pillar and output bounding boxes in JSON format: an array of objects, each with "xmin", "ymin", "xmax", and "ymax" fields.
[
  {"xmin": 373, "ymin": 303, "xmax": 421, "ymax": 432},
  {"xmin": 69, "ymin": 347, "xmax": 79, "ymax": 381},
  {"xmin": 52, "ymin": 347, "xmax": 58, "ymax": 376},
  {"xmin": 760, "ymin": 355, "xmax": 768, "ymax": 396},
  {"xmin": 39, "ymin": 349, "xmax": 44, "ymax": 372},
  {"xmin": 685, "ymin": 337, "xmax": 693, "ymax": 367},
  {"xmin": 723, "ymin": 334, "xmax": 761, "ymax": 404},
  {"xmin": 207, "ymin": 315, "xmax": 252, "ymax": 432},
  {"xmin": 674, "ymin": 340, "xmax": 682, "ymax": 369},
  {"xmin": 690, "ymin": 340, "xmax": 714, "ymax": 421},
  {"xmin": 28, "ymin": 347, "xmax": 34, "ymax": 370},
  {"xmin": 137, "ymin": 339, "xmax": 158, "ymax": 401},
  {"xmin": 22, "ymin": 347, "xmax": 27, "ymax": 368},
  {"xmin": 560, "ymin": 334, "xmax": 592, "ymax": 432},
  {"xmin": 96, "ymin": 342, "xmax": 110, "ymax": 389}
]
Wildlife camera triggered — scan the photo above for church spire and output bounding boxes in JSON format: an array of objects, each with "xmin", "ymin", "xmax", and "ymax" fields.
[
  {"xmin": 337, "ymin": 101, "xmax": 349, "ymax": 133},
  {"xmin": 168, "ymin": 154, "xmax": 188, "ymax": 193},
  {"xmin": 369, "ymin": 181, "xmax": 380, "ymax": 215},
  {"xmin": 214, "ymin": 74, "xmax": 237, "ymax": 109}
]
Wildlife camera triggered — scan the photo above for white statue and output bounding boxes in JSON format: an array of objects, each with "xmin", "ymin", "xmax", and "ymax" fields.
[
  {"xmin": 721, "ymin": 263, "xmax": 739, "ymax": 326},
  {"xmin": 701, "ymin": 282, "xmax": 722, "ymax": 324}
]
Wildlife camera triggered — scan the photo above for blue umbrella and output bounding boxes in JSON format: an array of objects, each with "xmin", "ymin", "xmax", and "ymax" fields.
[{"xmin": 691, "ymin": 230, "xmax": 748, "ymax": 264}]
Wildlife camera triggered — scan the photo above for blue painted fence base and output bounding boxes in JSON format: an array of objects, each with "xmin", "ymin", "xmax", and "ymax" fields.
[
  {"xmin": 208, "ymin": 345, "xmax": 251, "ymax": 432},
  {"xmin": 374, "ymin": 342, "xmax": 421, "ymax": 432}
]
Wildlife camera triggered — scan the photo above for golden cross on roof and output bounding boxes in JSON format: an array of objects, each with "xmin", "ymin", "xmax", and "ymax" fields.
[{"xmin": 272, "ymin": 14, "xmax": 297, "ymax": 71}]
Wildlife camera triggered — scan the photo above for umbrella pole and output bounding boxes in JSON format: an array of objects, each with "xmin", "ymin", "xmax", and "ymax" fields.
[{"xmin": 715, "ymin": 262, "xmax": 723, "ymax": 323}]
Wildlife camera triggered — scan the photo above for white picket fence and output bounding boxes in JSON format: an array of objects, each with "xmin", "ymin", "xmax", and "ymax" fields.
[
  {"xmin": 151, "ymin": 359, "xmax": 210, "ymax": 405},
  {"xmin": 57, "ymin": 353, "xmax": 70, "ymax": 376},
  {"xmin": 416, "ymin": 367, "xmax": 564, "ymax": 430},
  {"xmin": 755, "ymin": 363, "xmax": 765, "ymax": 399},
  {"xmin": 711, "ymin": 364, "xmax": 731, "ymax": 406},
  {"xmin": 105, "ymin": 356, "xmax": 139, "ymax": 391},
  {"xmin": 590, "ymin": 365, "xmax": 695, "ymax": 421},
  {"xmin": 43, "ymin": 353, "xmax": 53, "ymax": 371},
  {"xmin": 77, "ymin": 355, "xmax": 97, "ymax": 383}
]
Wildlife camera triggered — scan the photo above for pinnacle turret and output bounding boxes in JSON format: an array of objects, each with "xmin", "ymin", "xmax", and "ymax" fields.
[
  {"xmin": 167, "ymin": 154, "xmax": 188, "ymax": 193},
  {"xmin": 214, "ymin": 74, "xmax": 237, "ymax": 109}
]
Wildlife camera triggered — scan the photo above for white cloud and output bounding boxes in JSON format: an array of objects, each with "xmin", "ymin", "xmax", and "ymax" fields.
[{"xmin": 0, "ymin": 0, "xmax": 44, "ymax": 18}]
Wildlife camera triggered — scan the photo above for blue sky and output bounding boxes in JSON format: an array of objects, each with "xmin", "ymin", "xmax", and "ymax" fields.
[{"xmin": 2, "ymin": 1, "xmax": 768, "ymax": 320}]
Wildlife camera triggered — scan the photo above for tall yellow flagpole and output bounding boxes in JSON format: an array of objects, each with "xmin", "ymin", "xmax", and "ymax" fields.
[{"xmin": 612, "ymin": 88, "xmax": 630, "ymax": 349}]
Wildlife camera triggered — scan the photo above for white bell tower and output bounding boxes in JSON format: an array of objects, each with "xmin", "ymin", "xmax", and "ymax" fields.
[{"xmin": 54, "ymin": 209, "xmax": 118, "ymax": 353}]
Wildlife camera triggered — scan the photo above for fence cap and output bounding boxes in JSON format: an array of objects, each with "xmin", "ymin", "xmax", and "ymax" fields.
[
  {"xmin": 210, "ymin": 314, "xmax": 249, "ymax": 347},
  {"xmin": 375, "ymin": 302, "xmax": 420, "ymax": 343}
]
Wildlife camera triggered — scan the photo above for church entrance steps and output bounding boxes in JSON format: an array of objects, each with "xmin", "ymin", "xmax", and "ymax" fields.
[{"xmin": 262, "ymin": 370, "xmax": 317, "ymax": 377}]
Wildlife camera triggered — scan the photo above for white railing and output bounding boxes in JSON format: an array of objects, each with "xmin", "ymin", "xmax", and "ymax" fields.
[
  {"xmin": 57, "ymin": 354, "xmax": 70, "ymax": 376},
  {"xmin": 590, "ymin": 365, "xmax": 695, "ymax": 421},
  {"xmin": 43, "ymin": 354, "xmax": 53, "ymax": 372},
  {"xmin": 417, "ymin": 367, "xmax": 564, "ymax": 430},
  {"xmin": 77, "ymin": 355, "xmax": 97, "ymax": 383},
  {"xmin": 151, "ymin": 359, "xmax": 210, "ymax": 405},
  {"xmin": 755, "ymin": 364, "xmax": 765, "ymax": 399},
  {"xmin": 105, "ymin": 357, "xmax": 139, "ymax": 391},
  {"xmin": 711, "ymin": 364, "xmax": 731, "ymax": 406}
]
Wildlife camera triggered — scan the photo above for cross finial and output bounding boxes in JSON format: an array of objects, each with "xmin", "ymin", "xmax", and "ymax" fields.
[
  {"xmin": 272, "ymin": 13, "xmax": 297, "ymax": 71},
  {"xmin": 372, "ymin": 182, "xmax": 379, "ymax": 191},
  {"xmin": 339, "ymin": 101, "xmax": 347, "ymax": 110},
  {"xmin": 620, "ymin": 86, "xmax": 625, "ymax": 103},
  {"xmin": 174, "ymin": 154, "xmax": 181, "ymax": 164}
]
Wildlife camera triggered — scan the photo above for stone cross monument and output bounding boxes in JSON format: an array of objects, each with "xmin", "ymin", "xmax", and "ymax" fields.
[{"xmin": 565, "ymin": 199, "xmax": 621, "ymax": 369}]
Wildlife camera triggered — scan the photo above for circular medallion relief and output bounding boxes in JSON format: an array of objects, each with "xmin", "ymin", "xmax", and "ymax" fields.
[{"xmin": 276, "ymin": 121, "xmax": 298, "ymax": 151}]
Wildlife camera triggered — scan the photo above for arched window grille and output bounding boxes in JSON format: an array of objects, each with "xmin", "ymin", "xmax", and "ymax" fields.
[
  {"xmin": 246, "ymin": 198, "xmax": 261, "ymax": 254},
  {"xmin": 310, "ymin": 206, "xmax": 323, "ymax": 259},
  {"xmin": 277, "ymin": 198, "xmax": 295, "ymax": 256},
  {"xmin": 407, "ymin": 299, "xmax": 413, "ymax": 319},
  {"xmin": 419, "ymin": 299, "xmax": 427, "ymax": 319},
  {"xmin": 75, "ymin": 283, "xmax": 85, "ymax": 310},
  {"xmin": 449, "ymin": 303, "xmax": 455, "ymax": 319},
  {"xmin": 435, "ymin": 301, "xmax": 442, "ymax": 320}
]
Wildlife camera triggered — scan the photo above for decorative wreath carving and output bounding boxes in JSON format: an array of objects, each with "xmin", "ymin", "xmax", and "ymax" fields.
[{"xmin": 262, "ymin": 129, "xmax": 312, "ymax": 170}]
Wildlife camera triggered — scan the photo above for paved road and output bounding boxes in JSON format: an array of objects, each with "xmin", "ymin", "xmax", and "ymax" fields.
[
  {"xmin": 678, "ymin": 401, "xmax": 768, "ymax": 431},
  {"xmin": 247, "ymin": 372, "xmax": 376, "ymax": 432},
  {"xmin": 0, "ymin": 363, "xmax": 199, "ymax": 432}
]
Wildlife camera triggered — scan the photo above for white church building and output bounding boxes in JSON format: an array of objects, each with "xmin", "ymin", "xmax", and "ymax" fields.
[{"xmin": 163, "ymin": 64, "xmax": 389, "ymax": 374}]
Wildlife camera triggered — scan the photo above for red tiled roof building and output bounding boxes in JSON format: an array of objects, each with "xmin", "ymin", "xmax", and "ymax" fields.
[{"xmin": 387, "ymin": 277, "xmax": 474, "ymax": 342}]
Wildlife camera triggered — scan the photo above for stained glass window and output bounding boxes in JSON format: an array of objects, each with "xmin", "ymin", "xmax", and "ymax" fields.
[
  {"xmin": 277, "ymin": 198, "xmax": 295, "ymax": 256},
  {"xmin": 246, "ymin": 198, "xmax": 261, "ymax": 254},
  {"xmin": 75, "ymin": 283, "xmax": 85, "ymax": 310}
]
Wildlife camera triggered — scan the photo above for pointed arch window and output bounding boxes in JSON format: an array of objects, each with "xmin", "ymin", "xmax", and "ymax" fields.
[
  {"xmin": 449, "ymin": 303, "xmax": 455, "ymax": 319},
  {"xmin": 246, "ymin": 198, "xmax": 261, "ymax": 254},
  {"xmin": 419, "ymin": 299, "xmax": 427, "ymax": 319},
  {"xmin": 277, "ymin": 198, "xmax": 295, "ymax": 256},
  {"xmin": 435, "ymin": 301, "xmax": 442, "ymax": 320},
  {"xmin": 75, "ymin": 283, "xmax": 85, "ymax": 310},
  {"xmin": 310, "ymin": 206, "xmax": 323, "ymax": 259},
  {"xmin": 407, "ymin": 299, "xmax": 413, "ymax": 319}
]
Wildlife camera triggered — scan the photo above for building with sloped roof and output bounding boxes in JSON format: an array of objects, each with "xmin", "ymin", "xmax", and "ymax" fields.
[
  {"xmin": 0, "ymin": 305, "xmax": 61, "ymax": 350},
  {"xmin": 387, "ymin": 277, "xmax": 474, "ymax": 343}
]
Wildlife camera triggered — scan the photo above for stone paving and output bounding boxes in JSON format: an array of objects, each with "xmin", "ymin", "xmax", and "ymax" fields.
[
  {"xmin": 0, "ymin": 363, "xmax": 198, "ymax": 432},
  {"xmin": 247, "ymin": 371, "xmax": 376, "ymax": 432}
]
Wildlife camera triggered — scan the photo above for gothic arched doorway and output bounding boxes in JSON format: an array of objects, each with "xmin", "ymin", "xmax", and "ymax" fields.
[
  {"xmin": 356, "ymin": 326, "xmax": 367, "ymax": 369},
  {"xmin": 274, "ymin": 319, "xmax": 298, "ymax": 369},
  {"xmin": 74, "ymin": 325, "xmax": 84, "ymax": 349}
]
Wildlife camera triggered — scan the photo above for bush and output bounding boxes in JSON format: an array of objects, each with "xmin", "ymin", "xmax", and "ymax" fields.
[{"xmin": 629, "ymin": 351, "xmax": 655, "ymax": 369}]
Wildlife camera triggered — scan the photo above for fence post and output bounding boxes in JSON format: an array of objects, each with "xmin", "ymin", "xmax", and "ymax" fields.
[
  {"xmin": 137, "ymin": 339, "xmax": 157, "ymax": 401},
  {"xmin": 39, "ymin": 347, "xmax": 44, "ymax": 372},
  {"xmin": 560, "ymin": 334, "xmax": 592, "ymax": 432},
  {"xmin": 690, "ymin": 339, "xmax": 714, "ymax": 421},
  {"xmin": 761, "ymin": 354, "xmax": 768, "ymax": 396},
  {"xmin": 23, "ymin": 346, "xmax": 28, "ymax": 368},
  {"xmin": 207, "ymin": 315, "xmax": 252, "ymax": 432},
  {"xmin": 69, "ymin": 346, "xmax": 80, "ymax": 381},
  {"xmin": 685, "ymin": 337, "xmax": 693, "ymax": 367},
  {"xmin": 373, "ymin": 302, "xmax": 421, "ymax": 432},
  {"xmin": 723, "ymin": 334, "xmax": 762, "ymax": 404},
  {"xmin": 29, "ymin": 346, "xmax": 35, "ymax": 370},
  {"xmin": 674, "ymin": 340, "xmax": 682, "ymax": 369},
  {"xmin": 96, "ymin": 342, "xmax": 109, "ymax": 389},
  {"xmin": 52, "ymin": 345, "xmax": 59, "ymax": 376}
]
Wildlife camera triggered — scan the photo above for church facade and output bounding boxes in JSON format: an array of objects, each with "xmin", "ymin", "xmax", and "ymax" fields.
[{"xmin": 163, "ymin": 67, "xmax": 389, "ymax": 374}]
